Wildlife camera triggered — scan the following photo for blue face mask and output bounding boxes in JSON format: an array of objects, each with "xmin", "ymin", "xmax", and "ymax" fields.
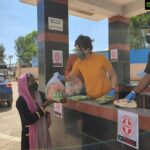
[{"xmin": 76, "ymin": 51, "xmax": 86, "ymax": 60}]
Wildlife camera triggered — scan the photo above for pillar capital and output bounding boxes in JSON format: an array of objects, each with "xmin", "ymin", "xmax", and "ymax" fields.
[{"xmin": 109, "ymin": 15, "xmax": 129, "ymax": 24}]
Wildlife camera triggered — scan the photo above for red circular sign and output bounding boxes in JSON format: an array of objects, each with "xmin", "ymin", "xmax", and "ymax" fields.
[
  {"xmin": 120, "ymin": 115, "xmax": 133, "ymax": 137},
  {"xmin": 55, "ymin": 103, "xmax": 60, "ymax": 111},
  {"xmin": 54, "ymin": 52, "xmax": 61, "ymax": 63}
]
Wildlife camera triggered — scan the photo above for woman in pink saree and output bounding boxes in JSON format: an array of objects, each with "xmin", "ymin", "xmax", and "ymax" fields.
[{"xmin": 16, "ymin": 73, "xmax": 51, "ymax": 150}]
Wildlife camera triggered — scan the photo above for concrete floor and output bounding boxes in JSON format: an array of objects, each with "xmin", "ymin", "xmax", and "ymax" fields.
[{"xmin": 0, "ymin": 82, "xmax": 21, "ymax": 150}]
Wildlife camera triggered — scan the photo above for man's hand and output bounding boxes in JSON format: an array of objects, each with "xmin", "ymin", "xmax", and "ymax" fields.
[
  {"xmin": 106, "ymin": 89, "xmax": 116, "ymax": 98},
  {"xmin": 125, "ymin": 91, "xmax": 136, "ymax": 102},
  {"xmin": 57, "ymin": 74, "xmax": 65, "ymax": 81}
]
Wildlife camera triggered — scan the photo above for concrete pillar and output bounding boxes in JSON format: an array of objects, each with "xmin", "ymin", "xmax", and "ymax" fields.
[
  {"xmin": 109, "ymin": 16, "xmax": 130, "ymax": 85},
  {"xmin": 37, "ymin": 0, "xmax": 68, "ymax": 91}
]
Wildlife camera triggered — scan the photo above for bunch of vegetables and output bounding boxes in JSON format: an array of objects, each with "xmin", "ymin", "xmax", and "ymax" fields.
[
  {"xmin": 95, "ymin": 95, "xmax": 114, "ymax": 104},
  {"xmin": 52, "ymin": 91, "xmax": 66, "ymax": 102},
  {"xmin": 46, "ymin": 83, "xmax": 65, "ymax": 101}
]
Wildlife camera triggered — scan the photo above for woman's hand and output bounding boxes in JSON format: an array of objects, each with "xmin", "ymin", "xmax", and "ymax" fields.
[{"xmin": 42, "ymin": 100, "xmax": 53, "ymax": 108}]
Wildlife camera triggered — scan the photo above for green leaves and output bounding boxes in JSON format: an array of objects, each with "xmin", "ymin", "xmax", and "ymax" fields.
[
  {"xmin": 52, "ymin": 91, "xmax": 65, "ymax": 102},
  {"xmin": 14, "ymin": 31, "xmax": 38, "ymax": 62},
  {"xmin": 131, "ymin": 12, "xmax": 150, "ymax": 27},
  {"xmin": 0, "ymin": 44, "xmax": 5, "ymax": 63},
  {"xmin": 129, "ymin": 12, "xmax": 150, "ymax": 49}
]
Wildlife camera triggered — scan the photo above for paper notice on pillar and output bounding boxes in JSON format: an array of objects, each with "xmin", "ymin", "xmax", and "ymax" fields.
[
  {"xmin": 48, "ymin": 17, "xmax": 63, "ymax": 31},
  {"xmin": 52, "ymin": 50, "xmax": 63, "ymax": 67},
  {"xmin": 54, "ymin": 103, "xmax": 63, "ymax": 118},
  {"xmin": 117, "ymin": 110, "xmax": 139, "ymax": 149},
  {"xmin": 110, "ymin": 49, "xmax": 118, "ymax": 61}
]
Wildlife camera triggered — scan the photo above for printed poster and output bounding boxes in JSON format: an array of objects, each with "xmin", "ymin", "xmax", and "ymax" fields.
[
  {"xmin": 48, "ymin": 17, "xmax": 63, "ymax": 31},
  {"xmin": 54, "ymin": 103, "xmax": 63, "ymax": 118},
  {"xmin": 110, "ymin": 49, "xmax": 118, "ymax": 61},
  {"xmin": 52, "ymin": 50, "xmax": 63, "ymax": 67},
  {"xmin": 117, "ymin": 110, "xmax": 139, "ymax": 149}
]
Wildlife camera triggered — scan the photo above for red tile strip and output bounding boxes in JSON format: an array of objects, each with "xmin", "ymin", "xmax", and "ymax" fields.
[
  {"xmin": 109, "ymin": 15, "xmax": 129, "ymax": 24},
  {"xmin": 37, "ymin": 32, "xmax": 68, "ymax": 43},
  {"xmin": 109, "ymin": 44, "xmax": 130, "ymax": 51}
]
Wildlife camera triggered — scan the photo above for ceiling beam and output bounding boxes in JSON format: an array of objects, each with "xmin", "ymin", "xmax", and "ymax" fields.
[
  {"xmin": 79, "ymin": 0, "xmax": 122, "ymax": 17},
  {"xmin": 20, "ymin": 0, "xmax": 37, "ymax": 5},
  {"xmin": 123, "ymin": 0, "xmax": 150, "ymax": 18},
  {"xmin": 20, "ymin": 0, "xmax": 150, "ymax": 21}
]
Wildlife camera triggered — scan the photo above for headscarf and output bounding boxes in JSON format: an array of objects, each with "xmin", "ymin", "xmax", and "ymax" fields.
[
  {"xmin": 18, "ymin": 73, "xmax": 37, "ymax": 112},
  {"xmin": 18, "ymin": 73, "xmax": 51, "ymax": 150}
]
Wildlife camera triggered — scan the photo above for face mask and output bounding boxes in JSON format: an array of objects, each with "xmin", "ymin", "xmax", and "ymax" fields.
[
  {"xmin": 76, "ymin": 51, "xmax": 86, "ymax": 60},
  {"xmin": 28, "ymin": 82, "xmax": 38, "ymax": 92}
]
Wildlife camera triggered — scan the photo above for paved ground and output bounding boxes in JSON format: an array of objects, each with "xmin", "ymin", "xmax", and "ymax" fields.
[{"xmin": 0, "ymin": 82, "xmax": 21, "ymax": 150}]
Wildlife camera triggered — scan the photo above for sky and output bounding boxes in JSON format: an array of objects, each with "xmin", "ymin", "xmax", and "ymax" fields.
[
  {"xmin": 69, "ymin": 16, "xmax": 108, "ymax": 53},
  {"xmin": 0, "ymin": 0, "xmax": 108, "ymax": 64}
]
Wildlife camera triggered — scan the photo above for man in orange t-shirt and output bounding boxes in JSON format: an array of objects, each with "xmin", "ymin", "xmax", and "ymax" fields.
[{"xmin": 66, "ymin": 35, "xmax": 117, "ymax": 99}]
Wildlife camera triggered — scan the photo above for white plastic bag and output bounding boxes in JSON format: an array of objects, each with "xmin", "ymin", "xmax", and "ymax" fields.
[
  {"xmin": 45, "ymin": 72, "xmax": 65, "ymax": 101},
  {"xmin": 65, "ymin": 77, "xmax": 83, "ymax": 96}
]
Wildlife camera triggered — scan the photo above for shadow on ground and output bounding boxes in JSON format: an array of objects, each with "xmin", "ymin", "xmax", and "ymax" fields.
[{"xmin": 0, "ymin": 103, "xmax": 12, "ymax": 113}]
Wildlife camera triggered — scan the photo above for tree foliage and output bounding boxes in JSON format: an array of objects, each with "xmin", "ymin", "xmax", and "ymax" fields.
[
  {"xmin": 14, "ymin": 31, "xmax": 38, "ymax": 62},
  {"xmin": 129, "ymin": 22, "xmax": 145, "ymax": 49},
  {"xmin": 129, "ymin": 12, "xmax": 150, "ymax": 49},
  {"xmin": 130, "ymin": 12, "xmax": 150, "ymax": 27},
  {"xmin": 0, "ymin": 44, "xmax": 5, "ymax": 63}
]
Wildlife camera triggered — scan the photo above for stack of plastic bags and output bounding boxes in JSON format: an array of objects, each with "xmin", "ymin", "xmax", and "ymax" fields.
[
  {"xmin": 65, "ymin": 77, "xmax": 83, "ymax": 96},
  {"xmin": 45, "ymin": 72, "xmax": 66, "ymax": 102}
]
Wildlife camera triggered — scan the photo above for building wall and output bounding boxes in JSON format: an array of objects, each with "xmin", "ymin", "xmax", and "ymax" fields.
[
  {"xmin": 130, "ymin": 48, "xmax": 150, "ymax": 63},
  {"xmin": 130, "ymin": 63, "xmax": 146, "ymax": 81},
  {"xmin": 16, "ymin": 66, "xmax": 39, "ymax": 79},
  {"xmin": 128, "ymin": 48, "xmax": 149, "ymax": 81}
]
